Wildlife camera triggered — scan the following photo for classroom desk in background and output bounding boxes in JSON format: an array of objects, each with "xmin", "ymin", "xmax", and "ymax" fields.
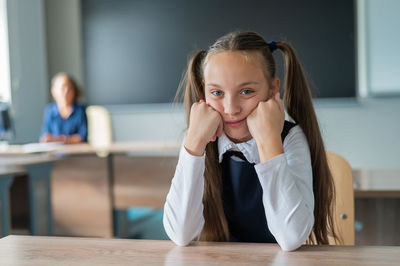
[
  {"xmin": 0, "ymin": 154, "xmax": 56, "ymax": 237},
  {"xmin": 0, "ymin": 141, "xmax": 180, "ymax": 238},
  {"xmin": 352, "ymin": 169, "xmax": 400, "ymax": 245},
  {"xmin": 0, "ymin": 165, "xmax": 25, "ymax": 237},
  {"xmin": 55, "ymin": 142, "xmax": 180, "ymax": 237},
  {"xmin": 353, "ymin": 169, "xmax": 400, "ymax": 198},
  {"xmin": 0, "ymin": 235, "xmax": 399, "ymax": 266}
]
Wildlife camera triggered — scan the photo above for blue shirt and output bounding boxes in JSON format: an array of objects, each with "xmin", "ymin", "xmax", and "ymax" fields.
[{"xmin": 40, "ymin": 102, "xmax": 87, "ymax": 141}]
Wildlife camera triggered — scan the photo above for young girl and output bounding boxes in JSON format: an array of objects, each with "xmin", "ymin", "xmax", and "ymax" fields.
[
  {"xmin": 40, "ymin": 73, "xmax": 87, "ymax": 144},
  {"xmin": 163, "ymin": 32, "xmax": 338, "ymax": 251}
]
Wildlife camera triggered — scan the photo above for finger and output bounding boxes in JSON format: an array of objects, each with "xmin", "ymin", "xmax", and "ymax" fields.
[
  {"xmin": 216, "ymin": 119, "xmax": 223, "ymax": 137},
  {"xmin": 206, "ymin": 102, "xmax": 219, "ymax": 113}
]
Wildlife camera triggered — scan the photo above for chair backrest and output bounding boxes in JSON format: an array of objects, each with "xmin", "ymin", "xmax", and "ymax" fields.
[
  {"xmin": 86, "ymin": 105, "xmax": 113, "ymax": 157},
  {"xmin": 326, "ymin": 151, "xmax": 355, "ymax": 245}
]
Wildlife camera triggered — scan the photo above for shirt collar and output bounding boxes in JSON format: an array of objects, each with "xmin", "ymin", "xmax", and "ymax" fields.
[{"xmin": 217, "ymin": 132, "xmax": 260, "ymax": 164}]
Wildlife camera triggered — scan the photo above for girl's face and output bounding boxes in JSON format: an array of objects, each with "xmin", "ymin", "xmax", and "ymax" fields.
[
  {"xmin": 51, "ymin": 76, "xmax": 75, "ymax": 107},
  {"xmin": 204, "ymin": 51, "xmax": 279, "ymax": 143}
]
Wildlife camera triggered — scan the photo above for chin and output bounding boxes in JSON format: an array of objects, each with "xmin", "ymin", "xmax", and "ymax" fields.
[{"xmin": 225, "ymin": 130, "xmax": 252, "ymax": 143}]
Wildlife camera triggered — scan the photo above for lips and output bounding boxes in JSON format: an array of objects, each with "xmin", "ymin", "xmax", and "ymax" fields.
[{"xmin": 225, "ymin": 118, "xmax": 246, "ymax": 128}]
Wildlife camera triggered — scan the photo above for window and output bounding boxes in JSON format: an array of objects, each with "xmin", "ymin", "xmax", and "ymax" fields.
[
  {"xmin": 0, "ymin": 0, "xmax": 11, "ymax": 102},
  {"xmin": 358, "ymin": 0, "xmax": 400, "ymax": 97}
]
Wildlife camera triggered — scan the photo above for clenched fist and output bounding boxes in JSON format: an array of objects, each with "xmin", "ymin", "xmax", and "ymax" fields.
[
  {"xmin": 184, "ymin": 100, "xmax": 223, "ymax": 156},
  {"xmin": 247, "ymin": 92, "xmax": 285, "ymax": 162}
]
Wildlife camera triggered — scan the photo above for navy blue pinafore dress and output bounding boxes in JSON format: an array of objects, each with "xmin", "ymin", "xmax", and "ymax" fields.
[{"xmin": 221, "ymin": 121, "xmax": 296, "ymax": 242}]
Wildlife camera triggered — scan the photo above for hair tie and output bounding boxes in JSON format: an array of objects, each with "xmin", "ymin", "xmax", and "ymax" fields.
[{"xmin": 268, "ymin": 41, "xmax": 278, "ymax": 53}]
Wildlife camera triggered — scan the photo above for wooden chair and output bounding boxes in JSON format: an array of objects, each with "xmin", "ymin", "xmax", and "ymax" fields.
[{"xmin": 326, "ymin": 152, "xmax": 355, "ymax": 245}]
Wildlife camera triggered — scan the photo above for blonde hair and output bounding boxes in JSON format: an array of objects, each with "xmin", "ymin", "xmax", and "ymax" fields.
[{"xmin": 176, "ymin": 32, "xmax": 339, "ymax": 244}]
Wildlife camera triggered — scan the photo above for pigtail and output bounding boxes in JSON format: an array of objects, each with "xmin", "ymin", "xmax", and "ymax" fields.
[
  {"xmin": 177, "ymin": 49, "xmax": 230, "ymax": 241},
  {"xmin": 276, "ymin": 42, "xmax": 340, "ymax": 244},
  {"xmin": 176, "ymin": 50, "xmax": 206, "ymax": 126},
  {"xmin": 200, "ymin": 141, "xmax": 230, "ymax": 241}
]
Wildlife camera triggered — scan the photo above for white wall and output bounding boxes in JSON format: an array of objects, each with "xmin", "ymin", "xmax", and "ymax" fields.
[
  {"xmin": 105, "ymin": 98, "xmax": 400, "ymax": 170},
  {"xmin": 5, "ymin": 0, "xmax": 83, "ymax": 143},
  {"xmin": 45, "ymin": 0, "xmax": 84, "ymax": 101},
  {"xmin": 106, "ymin": 104, "xmax": 186, "ymax": 143},
  {"xmin": 7, "ymin": 0, "xmax": 48, "ymax": 143},
  {"xmin": 314, "ymin": 98, "xmax": 400, "ymax": 169}
]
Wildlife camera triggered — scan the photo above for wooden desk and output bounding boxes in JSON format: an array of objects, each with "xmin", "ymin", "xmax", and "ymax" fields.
[
  {"xmin": 353, "ymin": 169, "xmax": 400, "ymax": 198},
  {"xmin": 51, "ymin": 142, "xmax": 180, "ymax": 236},
  {"xmin": 1, "ymin": 142, "xmax": 180, "ymax": 237},
  {"xmin": 0, "ymin": 153, "xmax": 57, "ymax": 236},
  {"xmin": 352, "ymin": 169, "xmax": 400, "ymax": 245},
  {"xmin": 0, "ymin": 166, "xmax": 25, "ymax": 237},
  {"xmin": 0, "ymin": 235, "xmax": 399, "ymax": 265}
]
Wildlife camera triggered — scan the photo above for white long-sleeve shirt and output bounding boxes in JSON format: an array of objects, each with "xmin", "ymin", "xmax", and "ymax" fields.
[{"xmin": 163, "ymin": 125, "xmax": 314, "ymax": 251}]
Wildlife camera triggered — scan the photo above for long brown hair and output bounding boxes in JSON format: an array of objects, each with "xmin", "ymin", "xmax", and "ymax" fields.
[{"xmin": 176, "ymin": 32, "xmax": 339, "ymax": 244}]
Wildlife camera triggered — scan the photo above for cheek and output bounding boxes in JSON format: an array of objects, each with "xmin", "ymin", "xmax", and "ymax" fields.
[
  {"xmin": 64, "ymin": 90, "xmax": 74, "ymax": 102},
  {"xmin": 205, "ymin": 98, "xmax": 223, "ymax": 114},
  {"xmin": 52, "ymin": 89, "xmax": 62, "ymax": 99},
  {"xmin": 243, "ymin": 99, "xmax": 261, "ymax": 114}
]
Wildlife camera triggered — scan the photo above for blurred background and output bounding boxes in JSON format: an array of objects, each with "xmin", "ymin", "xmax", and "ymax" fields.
[{"xmin": 0, "ymin": 0, "xmax": 399, "ymax": 245}]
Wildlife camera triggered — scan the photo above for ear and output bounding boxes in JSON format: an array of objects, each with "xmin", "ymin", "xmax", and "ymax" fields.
[{"xmin": 270, "ymin": 77, "xmax": 280, "ymax": 96}]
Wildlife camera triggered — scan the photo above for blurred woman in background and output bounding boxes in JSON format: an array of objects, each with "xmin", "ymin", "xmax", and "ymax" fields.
[{"xmin": 40, "ymin": 72, "xmax": 87, "ymax": 144}]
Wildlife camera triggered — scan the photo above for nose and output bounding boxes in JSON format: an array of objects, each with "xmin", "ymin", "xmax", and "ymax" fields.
[{"xmin": 223, "ymin": 95, "xmax": 241, "ymax": 116}]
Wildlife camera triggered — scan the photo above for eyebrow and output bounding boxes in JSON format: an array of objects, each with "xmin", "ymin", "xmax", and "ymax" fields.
[{"xmin": 205, "ymin": 81, "xmax": 260, "ymax": 88}]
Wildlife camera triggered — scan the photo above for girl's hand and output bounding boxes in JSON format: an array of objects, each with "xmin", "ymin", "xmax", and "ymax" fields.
[
  {"xmin": 184, "ymin": 100, "xmax": 223, "ymax": 156},
  {"xmin": 247, "ymin": 92, "xmax": 285, "ymax": 162}
]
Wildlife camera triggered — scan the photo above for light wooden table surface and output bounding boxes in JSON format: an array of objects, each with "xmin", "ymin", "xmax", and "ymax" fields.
[{"xmin": 0, "ymin": 235, "xmax": 399, "ymax": 266}]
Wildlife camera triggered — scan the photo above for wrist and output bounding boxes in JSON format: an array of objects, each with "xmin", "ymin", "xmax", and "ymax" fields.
[
  {"xmin": 184, "ymin": 135, "xmax": 207, "ymax": 156},
  {"xmin": 256, "ymin": 133, "xmax": 283, "ymax": 163}
]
